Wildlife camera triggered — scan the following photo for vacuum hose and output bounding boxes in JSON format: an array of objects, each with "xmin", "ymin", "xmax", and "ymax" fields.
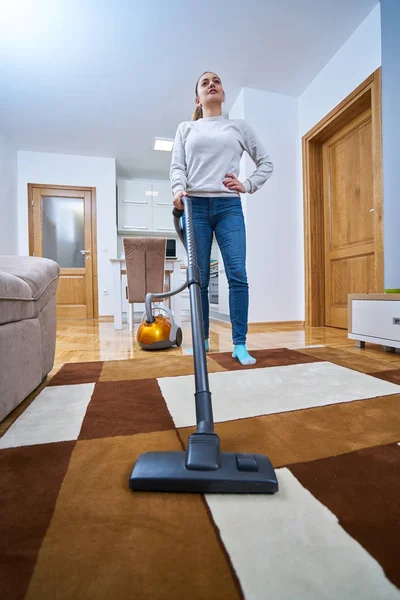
[{"xmin": 144, "ymin": 280, "xmax": 188, "ymax": 323}]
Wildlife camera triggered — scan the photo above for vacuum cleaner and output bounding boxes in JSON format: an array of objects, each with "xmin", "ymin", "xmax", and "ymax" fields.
[
  {"xmin": 129, "ymin": 196, "xmax": 279, "ymax": 494},
  {"xmin": 137, "ymin": 304, "xmax": 183, "ymax": 350}
]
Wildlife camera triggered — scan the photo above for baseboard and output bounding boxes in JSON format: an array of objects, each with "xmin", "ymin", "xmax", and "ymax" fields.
[
  {"xmin": 210, "ymin": 311, "xmax": 230, "ymax": 324},
  {"xmin": 248, "ymin": 320, "xmax": 305, "ymax": 328},
  {"xmin": 98, "ymin": 311, "xmax": 192, "ymax": 325},
  {"xmin": 209, "ymin": 318, "xmax": 305, "ymax": 329},
  {"xmin": 98, "ymin": 316, "xmax": 305, "ymax": 328}
]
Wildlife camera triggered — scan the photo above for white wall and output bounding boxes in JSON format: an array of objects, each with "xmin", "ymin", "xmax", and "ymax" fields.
[
  {"xmin": 17, "ymin": 151, "xmax": 116, "ymax": 315},
  {"xmin": 298, "ymin": 4, "xmax": 381, "ymax": 136},
  {"xmin": 230, "ymin": 88, "xmax": 300, "ymax": 323},
  {"xmin": 381, "ymin": 0, "xmax": 400, "ymax": 289},
  {"xmin": 243, "ymin": 88, "xmax": 300, "ymax": 323},
  {"xmin": 0, "ymin": 134, "xmax": 18, "ymax": 255},
  {"xmin": 229, "ymin": 89, "xmax": 248, "ymax": 222}
]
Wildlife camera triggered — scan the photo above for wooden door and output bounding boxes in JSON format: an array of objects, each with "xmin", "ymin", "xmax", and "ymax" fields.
[
  {"xmin": 322, "ymin": 108, "xmax": 377, "ymax": 328},
  {"xmin": 29, "ymin": 186, "xmax": 97, "ymax": 318}
]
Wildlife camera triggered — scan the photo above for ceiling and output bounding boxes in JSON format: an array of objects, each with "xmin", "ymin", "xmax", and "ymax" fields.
[{"xmin": 0, "ymin": 0, "xmax": 379, "ymax": 179}]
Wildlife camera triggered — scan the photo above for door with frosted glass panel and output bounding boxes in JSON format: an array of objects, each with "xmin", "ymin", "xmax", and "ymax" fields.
[{"xmin": 29, "ymin": 186, "xmax": 96, "ymax": 318}]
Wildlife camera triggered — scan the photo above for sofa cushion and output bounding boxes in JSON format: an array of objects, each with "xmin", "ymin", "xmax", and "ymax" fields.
[
  {"xmin": 0, "ymin": 270, "xmax": 33, "ymax": 300},
  {"xmin": 0, "ymin": 256, "xmax": 59, "ymax": 324},
  {"xmin": 0, "ymin": 271, "xmax": 34, "ymax": 324},
  {"xmin": 0, "ymin": 256, "xmax": 59, "ymax": 299}
]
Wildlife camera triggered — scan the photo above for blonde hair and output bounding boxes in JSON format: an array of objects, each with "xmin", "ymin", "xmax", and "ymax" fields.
[
  {"xmin": 192, "ymin": 71, "xmax": 223, "ymax": 121},
  {"xmin": 192, "ymin": 105, "xmax": 203, "ymax": 121}
]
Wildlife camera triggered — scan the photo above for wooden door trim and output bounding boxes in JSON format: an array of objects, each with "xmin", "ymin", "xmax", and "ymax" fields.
[
  {"xmin": 302, "ymin": 68, "xmax": 383, "ymax": 327},
  {"xmin": 90, "ymin": 187, "xmax": 99, "ymax": 319},
  {"xmin": 27, "ymin": 183, "xmax": 99, "ymax": 319}
]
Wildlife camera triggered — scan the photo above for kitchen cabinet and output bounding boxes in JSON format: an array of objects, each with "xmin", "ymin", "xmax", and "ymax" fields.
[
  {"xmin": 151, "ymin": 180, "xmax": 173, "ymax": 207},
  {"xmin": 118, "ymin": 179, "xmax": 153, "ymax": 206},
  {"xmin": 153, "ymin": 206, "xmax": 177, "ymax": 234},
  {"xmin": 117, "ymin": 178, "xmax": 175, "ymax": 234},
  {"xmin": 118, "ymin": 204, "xmax": 153, "ymax": 233}
]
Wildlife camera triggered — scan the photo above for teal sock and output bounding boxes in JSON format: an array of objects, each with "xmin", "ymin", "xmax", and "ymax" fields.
[
  {"xmin": 187, "ymin": 339, "xmax": 209, "ymax": 355},
  {"xmin": 232, "ymin": 344, "xmax": 256, "ymax": 366}
]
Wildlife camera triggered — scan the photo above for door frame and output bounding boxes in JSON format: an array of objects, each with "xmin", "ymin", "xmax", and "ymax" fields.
[
  {"xmin": 27, "ymin": 183, "xmax": 99, "ymax": 319},
  {"xmin": 302, "ymin": 68, "xmax": 383, "ymax": 327}
]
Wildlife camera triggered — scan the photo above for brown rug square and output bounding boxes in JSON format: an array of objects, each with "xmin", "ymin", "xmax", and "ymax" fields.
[
  {"xmin": 49, "ymin": 361, "xmax": 104, "ymax": 385},
  {"xmin": 210, "ymin": 347, "xmax": 323, "ymax": 370},
  {"xmin": 79, "ymin": 378, "xmax": 175, "ymax": 439},
  {"xmin": 0, "ymin": 441, "xmax": 76, "ymax": 600}
]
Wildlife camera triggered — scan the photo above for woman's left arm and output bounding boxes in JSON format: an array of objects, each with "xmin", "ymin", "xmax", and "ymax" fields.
[{"xmin": 241, "ymin": 121, "xmax": 274, "ymax": 193}]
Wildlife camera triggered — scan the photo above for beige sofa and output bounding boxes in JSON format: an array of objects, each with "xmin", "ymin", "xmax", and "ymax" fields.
[{"xmin": 0, "ymin": 256, "xmax": 59, "ymax": 421}]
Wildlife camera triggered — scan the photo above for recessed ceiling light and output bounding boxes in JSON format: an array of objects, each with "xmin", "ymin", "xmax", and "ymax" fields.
[{"xmin": 154, "ymin": 138, "xmax": 174, "ymax": 152}]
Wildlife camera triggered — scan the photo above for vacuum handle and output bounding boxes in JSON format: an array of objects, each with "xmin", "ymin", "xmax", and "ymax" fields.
[
  {"xmin": 172, "ymin": 206, "xmax": 185, "ymax": 245},
  {"xmin": 172, "ymin": 207, "xmax": 184, "ymax": 218}
]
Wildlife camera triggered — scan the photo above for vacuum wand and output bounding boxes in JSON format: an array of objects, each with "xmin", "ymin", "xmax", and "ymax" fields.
[{"xmin": 173, "ymin": 200, "xmax": 214, "ymax": 435}]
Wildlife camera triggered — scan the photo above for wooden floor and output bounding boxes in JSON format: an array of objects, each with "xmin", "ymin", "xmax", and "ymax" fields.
[{"xmin": 54, "ymin": 317, "xmax": 399, "ymax": 369}]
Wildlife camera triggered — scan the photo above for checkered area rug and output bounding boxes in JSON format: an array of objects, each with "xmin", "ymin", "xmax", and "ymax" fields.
[{"xmin": 1, "ymin": 347, "xmax": 400, "ymax": 600}]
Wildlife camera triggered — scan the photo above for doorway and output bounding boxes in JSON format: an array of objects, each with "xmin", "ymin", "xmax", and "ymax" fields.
[
  {"xmin": 28, "ymin": 184, "xmax": 98, "ymax": 319},
  {"xmin": 303, "ymin": 69, "xmax": 383, "ymax": 328}
]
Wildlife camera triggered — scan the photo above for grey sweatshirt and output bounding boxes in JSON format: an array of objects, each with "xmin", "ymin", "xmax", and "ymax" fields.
[{"xmin": 170, "ymin": 115, "xmax": 273, "ymax": 197}]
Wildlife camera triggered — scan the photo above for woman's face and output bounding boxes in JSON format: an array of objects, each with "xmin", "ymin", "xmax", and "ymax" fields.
[{"xmin": 196, "ymin": 72, "xmax": 224, "ymax": 109}]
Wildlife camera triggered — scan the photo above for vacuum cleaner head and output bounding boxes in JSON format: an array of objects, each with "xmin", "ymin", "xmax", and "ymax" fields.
[
  {"xmin": 129, "ymin": 433, "xmax": 278, "ymax": 494},
  {"xmin": 129, "ymin": 450, "xmax": 278, "ymax": 494}
]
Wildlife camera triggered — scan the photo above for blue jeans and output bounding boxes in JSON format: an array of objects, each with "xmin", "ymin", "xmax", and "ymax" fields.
[{"xmin": 182, "ymin": 197, "xmax": 248, "ymax": 345}]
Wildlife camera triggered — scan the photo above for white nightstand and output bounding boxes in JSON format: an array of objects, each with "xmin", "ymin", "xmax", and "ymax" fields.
[{"xmin": 348, "ymin": 293, "xmax": 400, "ymax": 352}]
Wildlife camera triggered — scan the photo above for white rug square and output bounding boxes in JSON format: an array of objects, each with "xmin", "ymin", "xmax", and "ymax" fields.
[
  {"xmin": 206, "ymin": 468, "xmax": 400, "ymax": 600},
  {"xmin": 158, "ymin": 361, "xmax": 400, "ymax": 427},
  {"xmin": 0, "ymin": 383, "xmax": 95, "ymax": 449}
]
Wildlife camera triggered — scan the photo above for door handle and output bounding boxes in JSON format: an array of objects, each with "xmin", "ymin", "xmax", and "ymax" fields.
[
  {"xmin": 80, "ymin": 250, "xmax": 91, "ymax": 254},
  {"xmin": 122, "ymin": 200, "xmax": 149, "ymax": 205},
  {"xmin": 122, "ymin": 226, "xmax": 149, "ymax": 231}
]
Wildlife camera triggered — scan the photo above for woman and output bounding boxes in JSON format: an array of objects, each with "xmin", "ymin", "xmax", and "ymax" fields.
[{"xmin": 170, "ymin": 71, "xmax": 273, "ymax": 365}]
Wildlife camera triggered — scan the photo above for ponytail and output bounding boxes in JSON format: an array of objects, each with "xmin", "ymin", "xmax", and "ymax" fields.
[{"xmin": 192, "ymin": 105, "xmax": 203, "ymax": 121}]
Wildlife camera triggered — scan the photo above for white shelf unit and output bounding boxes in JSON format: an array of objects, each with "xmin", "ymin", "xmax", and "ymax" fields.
[{"xmin": 348, "ymin": 293, "xmax": 400, "ymax": 351}]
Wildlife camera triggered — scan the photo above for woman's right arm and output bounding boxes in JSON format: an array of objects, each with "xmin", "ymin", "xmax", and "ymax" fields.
[{"xmin": 170, "ymin": 124, "xmax": 188, "ymax": 200}]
